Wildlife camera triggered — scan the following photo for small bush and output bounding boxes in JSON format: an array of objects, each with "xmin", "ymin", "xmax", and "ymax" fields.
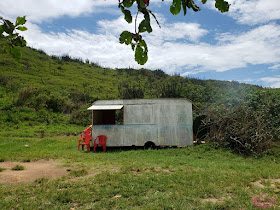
[
  {"xmin": 46, "ymin": 93, "xmax": 66, "ymax": 113},
  {"xmin": 69, "ymin": 106, "xmax": 92, "ymax": 126},
  {"xmin": 118, "ymin": 81, "xmax": 144, "ymax": 99},
  {"xmin": 153, "ymin": 79, "xmax": 183, "ymax": 98},
  {"xmin": 16, "ymin": 87, "xmax": 34, "ymax": 106},
  {"xmin": 198, "ymin": 104, "xmax": 274, "ymax": 155},
  {"xmin": 0, "ymin": 168, "xmax": 6, "ymax": 172},
  {"xmin": 152, "ymin": 69, "xmax": 167, "ymax": 78},
  {"xmin": 69, "ymin": 90, "xmax": 91, "ymax": 104},
  {"xmin": 11, "ymin": 165, "xmax": 25, "ymax": 171}
]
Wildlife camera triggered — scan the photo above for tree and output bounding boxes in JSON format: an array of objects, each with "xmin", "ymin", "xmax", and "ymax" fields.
[
  {"xmin": 0, "ymin": 16, "xmax": 27, "ymax": 61},
  {"xmin": 119, "ymin": 0, "xmax": 230, "ymax": 65}
]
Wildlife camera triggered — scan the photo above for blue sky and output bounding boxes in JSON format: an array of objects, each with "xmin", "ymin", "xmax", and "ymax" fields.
[{"xmin": 1, "ymin": 0, "xmax": 280, "ymax": 88}]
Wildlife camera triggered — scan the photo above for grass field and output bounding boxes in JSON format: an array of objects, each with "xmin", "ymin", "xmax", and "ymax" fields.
[{"xmin": 0, "ymin": 135, "xmax": 279, "ymax": 209}]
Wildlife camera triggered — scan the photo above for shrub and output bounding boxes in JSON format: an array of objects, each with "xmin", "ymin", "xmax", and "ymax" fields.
[
  {"xmin": 69, "ymin": 90, "xmax": 91, "ymax": 104},
  {"xmin": 198, "ymin": 104, "xmax": 274, "ymax": 155},
  {"xmin": 91, "ymin": 61, "xmax": 102, "ymax": 68},
  {"xmin": 153, "ymin": 80, "xmax": 183, "ymax": 98},
  {"xmin": 69, "ymin": 106, "xmax": 92, "ymax": 126},
  {"xmin": 152, "ymin": 69, "xmax": 167, "ymax": 78},
  {"xmin": 118, "ymin": 81, "xmax": 144, "ymax": 99},
  {"xmin": 46, "ymin": 93, "xmax": 66, "ymax": 113},
  {"xmin": 16, "ymin": 87, "xmax": 34, "ymax": 106}
]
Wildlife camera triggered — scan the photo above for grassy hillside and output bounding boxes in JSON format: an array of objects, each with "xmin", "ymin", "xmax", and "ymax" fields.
[
  {"xmin": 0, "ymin": 47, "xmax": 279, "ymax": 154},
  {"xmin": 0, "ymin": 47, "xmax": 136, "ymax": 135}
]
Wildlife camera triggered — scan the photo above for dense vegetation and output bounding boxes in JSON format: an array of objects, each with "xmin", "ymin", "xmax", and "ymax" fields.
[{"xmin": 0, "ymin": 47, "xmax": 279, "ymax": 154}]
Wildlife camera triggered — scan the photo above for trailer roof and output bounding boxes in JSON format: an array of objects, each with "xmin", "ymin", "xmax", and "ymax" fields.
[
  {"xmin": 87, "ymin": 105, "xmax": 124, "ymax": 110},
  {"xmin": 92, "ymin": 98, "xmax": 192, "ymax": 106}
]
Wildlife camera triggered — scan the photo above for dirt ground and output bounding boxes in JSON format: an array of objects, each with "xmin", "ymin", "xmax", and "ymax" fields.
[
  {"xmin": 0, "ymin": 159, "xmax": 69, "ymax": 183},
  {"xmin": 251, "ymin": 179, "xmax": 280, "ymax": 190}
]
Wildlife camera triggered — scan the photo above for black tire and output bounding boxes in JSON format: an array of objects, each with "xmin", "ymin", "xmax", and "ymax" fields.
[{"xmin": 144, "ymin": 141, "xmax": 156, "ymax": 150}]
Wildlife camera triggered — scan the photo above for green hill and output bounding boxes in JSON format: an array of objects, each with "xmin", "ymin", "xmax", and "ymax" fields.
[{"xmin": 0, "ymin": 47, "xmax": 279, "ymax": 154}]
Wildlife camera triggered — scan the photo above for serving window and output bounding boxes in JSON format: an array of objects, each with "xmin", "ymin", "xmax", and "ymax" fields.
[{"xmin": 88, "ymin": 105, "xmax": 124, "ymax": 125}]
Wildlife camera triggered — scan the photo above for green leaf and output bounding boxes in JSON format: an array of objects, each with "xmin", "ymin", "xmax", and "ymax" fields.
[
  {"xmin": 11, "ymin": 47, "xmax": 21, "ymax": 61},
  {"xmin": 135, "ymin": 39, "xmax": 148, "ymax": 65},
  {"xmin": 123, "ymin": 0, "xmax": 135, "ymax": 8},
  {"xmin": 215, "ymin": 0, "xmax": 230, "ymax": 13},
  {"xmin": 134, "ymin": 33, "xmax": 142, "ymax": 42},
  {"xmin": 124, "ymin": 10, "xmax": 133, "ymax": 23},
  {"xmin": 170, "ymin": 0, "xmax": 181, "ymax": 15},
  {"xmin": 2, "ymin": 20, "xmax": 15, "ymax": 34},
  {"xmin": 121, "ymin": 6, "xmax": 133, "ymax": 23},
  {"xmin": 16, "ymin": 26, "xmax": 28, "ymax": 31},
  {"xmin": 139, "ymin": 20, "xmax": 146, "ymax": 33},
  {"xmin": 201, "ymin": 0, "xmax": 207, "ymax": 4},
  {"xmin": 137, "ymin": 0, "xmax": 146, "ymax": 9},
  {"xmin": 131, "ymin": 43, "xmax": 136, "ymax": 51},
  {"xmin": 138, "ymin": 14, "xmax": 152, "ymax": 33},
  {"xmin": 187, "ymin": 0, "xmax": 192, "ymax": 8},
  {"xmin": 119, "ymin": 31, "xmax": 133, "ymax": 45},
  {"xmin": 15, "ymin": 16, "xmax": 26, "ymax": 26}
]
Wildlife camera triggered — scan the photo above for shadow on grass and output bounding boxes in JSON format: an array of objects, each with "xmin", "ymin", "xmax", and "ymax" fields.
[{"xmin": 91, "ymin": 145, "xmax": 187, "ymax": 153}]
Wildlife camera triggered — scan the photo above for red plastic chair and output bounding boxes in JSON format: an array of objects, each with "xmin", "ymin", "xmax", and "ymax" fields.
[
  {"xmin": 93, "ymin": 135, "xmax": 107, "ymax": 152},
  {"xmin": 78, "ymin": 126, "xmax": 92, "ymax": 152}
]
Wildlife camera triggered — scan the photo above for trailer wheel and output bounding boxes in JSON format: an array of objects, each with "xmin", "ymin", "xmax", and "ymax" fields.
[{"xmin": 144, "ymin": 141, "xmax": 156, "ymax": 150}]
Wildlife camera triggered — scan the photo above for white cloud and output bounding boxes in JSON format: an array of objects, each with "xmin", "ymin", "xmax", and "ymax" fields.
[
  {"xmin": 226, "ymin": 0, "xmax": 280, "ymax": 25},
  {"xmin": 269, "ymin": 64, "xmax": 280, "ymax": 70},
  {"xmin": 98, "ymin": 14, "xmax": 208, "ymax": 43},
  {"xmin": 147, "ymin": 23, "xmax": 280, "ymax": 75},
  {"xmin": 21, "ymin": 17, "xmax": 280, "ymax": 77},
  {"xmin": 0, "ymin": 0, "xmax": 171, "ymax": 23},
  {"xmin": 148, "ymin": 22, "xmax": 208, "ymax": 43},
  {"xmin": 260, "ymin": 76, "xmax": 280, "ymax": 88},
  {"xmin": 24, "ymin": 22, "xmax": 137, "ymax": 68},
  {"xmin": 23, "ymin": 14, "xmax": 208, "ymax": 70},
  {"xmin": 1, "ymin": 0, "xmax": 279, "ymax": 26},
  {"xmin": 206, "ymin": 0, "xmax": 280, "ymax": 25},
  {"xmin": 0, "ymin": 0, "xmax": 119, "ymax": 22}
]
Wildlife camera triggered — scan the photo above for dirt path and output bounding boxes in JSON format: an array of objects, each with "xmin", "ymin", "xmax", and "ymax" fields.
[{"xmin": 0, "ymin": 159, "xmax": 69, "ymax": 183}]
